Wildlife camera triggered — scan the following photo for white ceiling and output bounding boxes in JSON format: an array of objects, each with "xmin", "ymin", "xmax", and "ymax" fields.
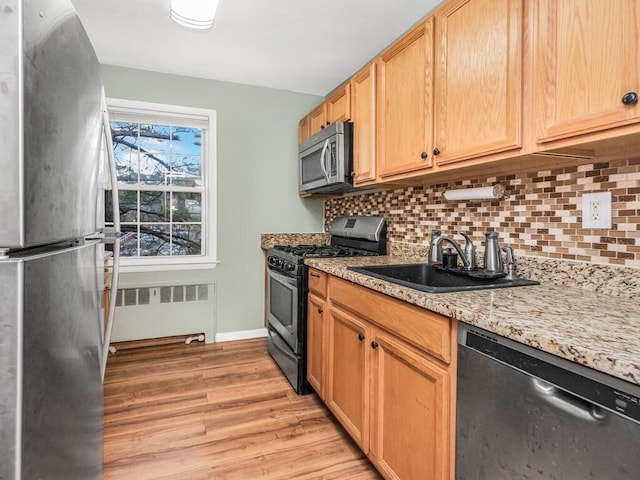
[{"xmin": 70, "ymin": 0, "xmax": 442, "ymax": 96}]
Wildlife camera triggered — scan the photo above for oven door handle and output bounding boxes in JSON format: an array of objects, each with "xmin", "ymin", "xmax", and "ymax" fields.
[
  {"xmin": 268, "ymin": 267, "xmax": 298, "ymax": 288},
  {"xmin": 320, "ymin": 139, "xmax": 330, "ymax": 182}
]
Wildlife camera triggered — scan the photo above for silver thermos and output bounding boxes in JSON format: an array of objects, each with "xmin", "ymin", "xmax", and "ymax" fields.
[{"xmin": 483, "ymin": 231, "xmax": 503, "ymax": 273}]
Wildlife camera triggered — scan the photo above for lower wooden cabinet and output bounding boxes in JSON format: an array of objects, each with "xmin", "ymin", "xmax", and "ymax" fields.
[
  {"xmin": 326, "ymin": 306, "xmax": 371, "ymax": 451},
  {"xmin": 306, "ymin": 292, "xmax": 326, "ymax": 399},
  {"xmin": 309, "ymin": 273, "xmax": 456, "ymax": 480},
  {"xmin": 370, "ymin": 330, "xmax": 450, "ymax": 480}
]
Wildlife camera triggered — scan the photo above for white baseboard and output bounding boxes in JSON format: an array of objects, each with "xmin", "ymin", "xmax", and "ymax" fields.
[{"xmin": 215, "ymin": 327, "xmax": 268, "ymax": 343}]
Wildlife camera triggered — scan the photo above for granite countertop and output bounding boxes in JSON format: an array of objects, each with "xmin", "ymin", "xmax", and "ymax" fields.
[
  {"xmin": 260, "ymin": 233, "xmax": 329, "ymax": 250},
  {"xmin": 305, "ymin": 255, "xmax": 640, "ymax": 387}
]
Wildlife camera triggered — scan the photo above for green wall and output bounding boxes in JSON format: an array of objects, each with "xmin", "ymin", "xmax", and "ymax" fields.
[{"xmin": 102, "ymin": 65, "xmax": 324, "ymax": 337}]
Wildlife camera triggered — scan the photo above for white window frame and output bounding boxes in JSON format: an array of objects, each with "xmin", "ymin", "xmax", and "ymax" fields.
[{"xmin": 107, "ymin": 97, "xmax": 218, "ymax": 272}]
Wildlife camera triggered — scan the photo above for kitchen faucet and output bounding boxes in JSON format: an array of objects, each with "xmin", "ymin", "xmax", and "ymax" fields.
[{"xmin": 428, "ymin": 231, "xmax": 476, "ymax": 270}]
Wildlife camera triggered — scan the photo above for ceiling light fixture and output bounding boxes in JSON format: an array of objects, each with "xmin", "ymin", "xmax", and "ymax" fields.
[{"xmin": 170, "ymin": 0, "xmax": 219, "ymax": 30}]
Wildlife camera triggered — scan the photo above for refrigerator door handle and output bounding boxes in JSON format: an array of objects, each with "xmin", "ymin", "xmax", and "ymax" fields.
[
  {"xmin": 101, "ymin": 88, "xmax": 121, "ymax": 235},
  {"xmin": 101, "ymin": 236, "xmax": 120, "ymax": 383},
  {"xmin": 99, "ymin": 88, "xmax": 121, "ymax": 383}
]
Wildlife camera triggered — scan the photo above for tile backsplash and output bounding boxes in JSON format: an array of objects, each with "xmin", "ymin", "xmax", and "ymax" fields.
[{"xmin": 325, "ymin": 158, "xmax": 640, "ymax": 268}]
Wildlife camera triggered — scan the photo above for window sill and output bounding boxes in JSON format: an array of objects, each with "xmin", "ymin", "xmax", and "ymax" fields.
[{"xmin": 117, "ymin": 260, "xmax": 220, "ymax": 273}]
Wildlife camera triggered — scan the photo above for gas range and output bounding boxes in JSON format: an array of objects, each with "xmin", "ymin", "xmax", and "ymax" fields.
[
  {"xmin": 267, "ymin": 216, "xmax": 387, "ymax": 277},
  {"xmin": 267, "ymin": 244, "xmax": 379, "ymax": 276},
  {"xmin": 266, "ymin": 215, "xmax": 387, "ymax": 394}
]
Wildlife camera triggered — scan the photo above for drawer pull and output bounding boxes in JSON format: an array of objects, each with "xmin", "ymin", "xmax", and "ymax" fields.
[
  {"xmin": 310, "ymin": 272, "xmax": 321, "ymax": 278},
  {"xmin": 621, "ymin": 91, "xmax": 638, "ymax": 105}
]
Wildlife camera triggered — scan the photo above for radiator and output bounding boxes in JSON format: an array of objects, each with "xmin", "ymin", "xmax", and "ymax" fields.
[{"xmin": 110, "ymin": 282, "xmax": 216, "ymax": 344}]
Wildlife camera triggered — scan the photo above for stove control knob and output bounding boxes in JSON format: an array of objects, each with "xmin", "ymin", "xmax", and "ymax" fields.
[
  {"xmin": 268, "ymin": 256, "xmax": 275, "ymax": 265},
  {"xmin": 286, "ymin": 263, "xmax": 296, "ymax": 272},
  {"xmin": 276, "ymin": 258, "xmax": 284, "ymax": 268}
]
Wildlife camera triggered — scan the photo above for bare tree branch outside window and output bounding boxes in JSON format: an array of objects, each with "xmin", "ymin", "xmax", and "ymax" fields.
[{"xmin": 109, "ymin": 121, "xmax": 204, "ymax": 258}]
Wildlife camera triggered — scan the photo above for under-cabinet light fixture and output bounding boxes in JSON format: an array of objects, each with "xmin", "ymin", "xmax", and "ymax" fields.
[
  {"xmin": 170, "ymin": 0, "xmax": 219, "ymax": 30},
  {"xmin": 443, "ymin": 184, "xmax": 506, "ymax": 201}
]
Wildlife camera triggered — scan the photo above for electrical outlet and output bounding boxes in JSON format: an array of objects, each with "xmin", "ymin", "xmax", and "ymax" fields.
[
  {"xmin": 590, "ymin": 200, "xmax": 601, "ymax": 221},
  {"xmin": 582, "ymin": 192, "xmax": 612, "ymax": 229}
]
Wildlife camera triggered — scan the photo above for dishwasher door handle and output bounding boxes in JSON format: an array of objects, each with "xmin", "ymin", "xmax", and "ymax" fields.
[{"xmin": 531, "ymin": 378, "xmax": 608, "ymax": 422}]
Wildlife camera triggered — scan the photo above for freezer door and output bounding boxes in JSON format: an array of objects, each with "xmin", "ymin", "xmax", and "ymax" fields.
[
  {"xmin": 0, "ymin": 0, "xmax": 103, "ymax": 248},
  {"xmin": 0, "ymin": 241, "xmax": 104, "ymax": 480}
]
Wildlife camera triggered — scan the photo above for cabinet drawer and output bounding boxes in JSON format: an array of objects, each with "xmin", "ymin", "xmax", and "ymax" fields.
[
  {"xmin": 330, "ymin": 277, "xmax": 451, "ymax": 363},
  {"xmin": 308, "ymin": 268, "xmax": 328, "ymax": 297}
]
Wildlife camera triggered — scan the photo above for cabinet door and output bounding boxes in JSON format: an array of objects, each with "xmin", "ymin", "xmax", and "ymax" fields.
[
  {"xmin": 298, "ymin": 115, "xmax": 310, "ymax": 144},
  {"xmin": 370, "ymin": 331, "xmax": 450, "ymax": 480},
  {"xmin": 377, "ymin": 18, "xmax": 434, "ymax": 179},
  {"xmin": 326, "ymin": 84, "xmax": 351, "ymax": 124},
  {"xmin": 306, "ymin": 293, "xmax": 326, "ymax": 399},
  {"xmin": 309, "ymin": 103, "xmax": 327, "ymax": 136},
  {"xmin": 326, "ymin": 307, "xmax": 370, "ymax": 452},
  {"xmin": 351, "ymin": 62, "xmax": 377, "ymax": 186},
  {"xmin": 535, "ymin": 0, "xmax": 640, "ymax": 143},
  {"xmin": 434, "ymin": 0, "xmax": 523, "ymax": 164}
]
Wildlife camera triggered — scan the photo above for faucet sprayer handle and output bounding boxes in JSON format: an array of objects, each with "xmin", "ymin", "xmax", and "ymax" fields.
[{"xmin": 501, "ymin": 245, "xmax": 517, "ymax": 280}]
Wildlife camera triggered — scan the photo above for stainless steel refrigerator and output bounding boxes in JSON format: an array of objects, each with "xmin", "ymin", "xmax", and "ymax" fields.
[{"xmin": 0, "ymin": 0, "xmax": 120, "ymax": 478}]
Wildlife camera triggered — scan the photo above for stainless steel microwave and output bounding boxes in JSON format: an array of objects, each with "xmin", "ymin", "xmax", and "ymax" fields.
[{"xmin": 299, "ymin": 121, "xmax": 353, "ymax": 194}]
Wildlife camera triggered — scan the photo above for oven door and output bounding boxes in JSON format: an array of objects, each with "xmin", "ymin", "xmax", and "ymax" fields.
[{"xmin": 267, "ymin": 267, "xmax": 303, "ymax": 354}]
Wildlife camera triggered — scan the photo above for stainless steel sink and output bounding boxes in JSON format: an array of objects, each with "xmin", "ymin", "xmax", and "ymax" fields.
[{"xmin": 347, "ymin": 263, "xmax": 539, "ymax": 293}]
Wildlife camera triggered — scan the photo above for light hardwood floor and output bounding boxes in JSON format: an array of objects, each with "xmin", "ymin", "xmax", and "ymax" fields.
[{"xmin": 103, "ymin": 338, "xmax": 382, "ymax": 480}]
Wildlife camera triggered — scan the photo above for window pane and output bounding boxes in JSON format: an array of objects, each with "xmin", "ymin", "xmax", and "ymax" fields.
[
  {"xmin": 140, "ymin": 191, "xmax": 170, "ymax": 222},
  {"xmin": 119, "ymin": 191, "xmax": 139, "ymax": 222},
  {"xmin": 139, "ymin": 124, "xmax": 171, "ymax": 154},
  {"xmin": 171, "ymin": 155, "xmax": 202, "ymax": 186},
  {"xmin": 140, "ymin": 224, "xmax": 171, "ymax": 256},
  {"xmin": 120, "ymin": 225, "xmax": 139, "ymax": 257},
  {"xmin": 172, "ymin": 127, "xmax": 202, "ymax": 155},
  {"xmin": 172, "ymin": 192, "xmax": 202, "ymax": 222},
  {"xmin": 172, "ymin": 224, "xmax": 202, "ymax": 255},
  {"xmin": 140, "ymin": 151, "xmax": 170, "ymax": 185},
  {"xmin": 111, "ymin": 121, "xmax": 139, "ymax": 184}
]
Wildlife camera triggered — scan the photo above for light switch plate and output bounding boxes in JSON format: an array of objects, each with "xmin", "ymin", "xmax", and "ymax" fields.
[{"xmin": 582, "ymin": 191, "xmax": 612, "ymax": 229}]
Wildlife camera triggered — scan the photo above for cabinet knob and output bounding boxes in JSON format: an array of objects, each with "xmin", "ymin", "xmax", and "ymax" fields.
[
  {"xmin": 622, "ymin": 92, "xmax": 638, "ymax": 105},
  {"xmin": 326, "ymin": 121, "xmax": 330, "ymax": 126},
  {"xmin": 351, "ymin": 171, "xmax": 356, "ymax": 178},
  {"xmin": 371, "ymin": 341, "xmax": 379, "ymax": 349},
  {"xmin": 433, "ymin": 148, "xmax": 441, "ymax": 156},
  {"xmin": 318, "ymin": 307, "xmax": 323, "ymax": 314},
  {"xmin": 420, "ymin": 152, "xmax": 428, "ymax": 159},
  {"xmin": 358, "ymin": 333, "xmax": 365, "ymax": 341}
]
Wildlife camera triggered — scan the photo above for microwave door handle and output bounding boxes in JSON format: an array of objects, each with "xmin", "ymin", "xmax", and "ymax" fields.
[{"xmin": 320, "ymin": 139, "xmax": 330, "ymax": 181}]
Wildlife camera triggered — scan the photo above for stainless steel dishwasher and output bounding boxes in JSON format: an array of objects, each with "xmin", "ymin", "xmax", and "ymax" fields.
[{"xmin": 456, "ymin": 324, "xmax": 640, "ymax": 480}]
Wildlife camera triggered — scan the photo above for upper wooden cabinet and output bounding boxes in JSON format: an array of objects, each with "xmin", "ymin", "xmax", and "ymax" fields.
[
  {"xmin": 297, "ymin": 0, "xmax": 640, "ymax": 193},
  {"xmin": 308, "ymin": 103, "xmax": 327, "ymax": 138},
  {"xmin": 298, "ymin": 115, "xmax": 310, "ymax": 144},
  {"xmin": 434, "ymin": 0, "xmax": 524, "ymax": 164},
  {"xmin": 351, "ymin": 62, "xmax": 377, "ymax": 186},
  {"xmin": 376, "ymin": 17, "xmax": 435, "ymax": 180},
  {"xmin": 534, "ymin": 0, "xmax": 640, "ymax": 144},
  {"xmin": 299, "ymin": 84, "xmax": 352, "ymax": 145},
  {"xmin": 326, "ymin": 83, "xmax": 351, "ymax": 124}
]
